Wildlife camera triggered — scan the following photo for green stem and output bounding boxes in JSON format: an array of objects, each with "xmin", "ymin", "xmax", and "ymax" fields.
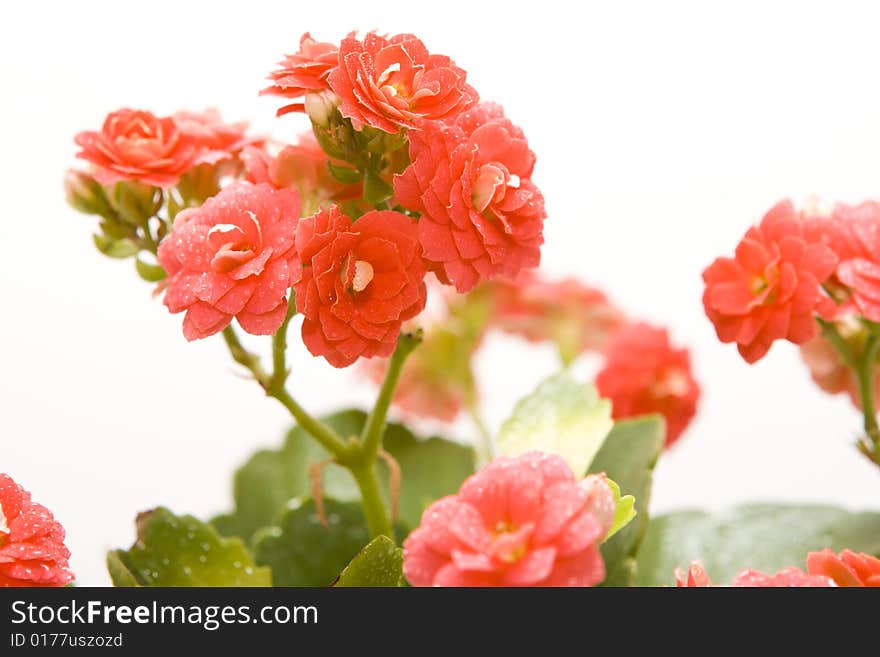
[
  {"xmin": 139, "ymin": 220, "xmax": 158, "ymax": 255},
  {"xmin": 818, "ymin": 318, "xmax": 856, "ymax": 368},
  {"xmin": 467, "ymin": 402, "xmax": 494, "ymax": 467},
  {"xmin": 359, "ymin": 330, "xmax": 422, "ymax": 460},
  {"xmin": 855, "ymin": 332, "xmax": 880, "ymax": 459},
  {"xmin": 221, "ymin": 325, "xmax": 350, "ymax": 459},
  {"xmin": 270, "ymin": 296, "xmax": 297, "ymax": 390},
  {"xmin": 350, "ymin": 463, "xmax": 393, "ymax": 538},
  {"xmin": 821, "ymin": 318, "xmax": 880, "ymax": 464}
]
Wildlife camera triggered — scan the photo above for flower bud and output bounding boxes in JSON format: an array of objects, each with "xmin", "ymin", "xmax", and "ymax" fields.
[
  {"xmin": 109, "ymin": 181, "xmax": 163, "ymax": 226},
  {"xmin": 304, "ymin": 90, "xmax": 340, "ymax": 128},
  {"xmin": 64, "ymin": 169, "xmax": 112, "ymax": 216}
]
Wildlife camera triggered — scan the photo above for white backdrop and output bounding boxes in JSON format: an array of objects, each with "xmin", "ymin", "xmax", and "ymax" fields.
[{"xmin": 3, "ymin": 1, "xmax": 880, "ymax": 585}]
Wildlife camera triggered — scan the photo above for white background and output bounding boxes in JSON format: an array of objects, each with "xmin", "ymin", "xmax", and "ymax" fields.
[{"xmin": 3, "ymin": 1, "xmax": 880, "ymax": 585}]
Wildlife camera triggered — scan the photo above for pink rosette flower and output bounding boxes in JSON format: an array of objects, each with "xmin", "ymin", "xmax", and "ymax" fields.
[
  {"xmin": 806, "ymin": 549, "xmax": 880, "ymax": 587},
  {"xmin": 596, "ymin": 322, "xmax": 701, "ymax": 447},
  {"xmin": 1, "ymin": 474, "xmax": 74, "ymax": 587},
  {"xmin": 702, "ymin": 200, "xmax": 838, "ymax": 363},
  {"xmin": 732, "ymin": 567, "xmax": 834, "ymax": 587},
  {"xmin": 293, "ymin": 206, "xmax": 427, "ymax": 367},
  {"xmin": 75, "ymin": 108, "xmax": 201, "ymax": 187},
  {"xmin": 395, "ymin": 103, "xmax": 545, "ymax": 293},
  {"xmin": 263, "ymin": 33, "xmax": 340, "ymax": 116},
  {"xmin": 327, "ymin": 32, "xmax": 477, "ymax": 133},
  {"xmin": 172, "ymin": 109, "xmax": 255, "ymax": 164},
  {"xmin": 157, "ymin": 182, "xmax": 300, "ymax": 340},
  {"xmin": 403, "ymin": 452, "xmax": 615, "ymax": 587}
]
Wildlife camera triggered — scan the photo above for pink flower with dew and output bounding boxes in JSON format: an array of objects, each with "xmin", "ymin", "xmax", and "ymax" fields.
[
  {"xmin": 403, "ymin": 452, "xmax": 615, "ymax": 587},
  {"xmin": 157, "ymin": 182, "xmax": 301, "ymax": 340}
]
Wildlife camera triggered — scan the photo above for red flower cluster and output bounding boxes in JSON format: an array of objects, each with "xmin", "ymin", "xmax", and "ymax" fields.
[
  {"xmin": 596, "ymin": 323, "xmax": 700, "ymax": 447},
  {"xmin": 396, "ymin": 103, "xmax": 546, "ymax": 292},
  {"xmin": 1, "ymin": 474, "xmax": 74, "ymax": 587},
  {"xmin": 158, "ymin": 182, "xmax": 301, "ymax": 340},
  {"xmin": 702, "ymin": 200, "xmax": 838, "ymax": 363},
  {"xmin": 75, "ymin": 31, "xmax": 552, "ymax": 370},
  {"xmin": 75, "ymin": 108, "xmax": 251, "ymax": 188},
  {"xmin": 403, "ymin": 452, "xmax": 615, "ymax": 587},
  {"xmin": 292, "ymin": 207, "xmax": 427, "ymax": 367}
]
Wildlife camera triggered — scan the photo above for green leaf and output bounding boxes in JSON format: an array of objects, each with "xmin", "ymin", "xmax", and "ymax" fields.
[
  {"xmin": 135, "ymin": 257, "xmax": 167, "ymax": 282},
  {"xmin": 327, "ymin": 162, "xmax": 363, "ymax": 184},
  {"xmin": 498, "ymin": 373, "xmax": 613, "ymax": 478},
  {"xmin": 108, "ymin": 508, "xmax": 271, "ymax": 587},
  {"xmin": 105, "ymin": 552, "xmax": 139, "ymax": 587},
  {"xmin": 363, "ymin": 169, "xmax": 393, "ymax": 205},
  {"xmin": 587, "ymin": 415, "xmax": 664, "ymax": 586},
  {"xmin": 604, "ymin": 478, "xmax": 637, "ymax": 543},
  {"xmin": 636, "ymin": 504, "xmax": 880, "ymax": 586},
  {"xmin": 383, "ymin": 422, "xmax": 475, "ymax": 529},
  {"xmin": 93, "ymin": 234, "xmax": 139, "ymax": 259},
  {"xmin": 334, "ymin": 536, "xmax": 404, "ymax": 587},
  {"xmin": 212, "ymin": 410, "xmax": 474, "ymax": 543},
  {"xmin": 253, "ymin": 498, "xmax": 371, "ymax": 586}
]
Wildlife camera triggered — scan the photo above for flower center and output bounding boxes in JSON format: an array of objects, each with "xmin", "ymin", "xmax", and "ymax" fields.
[
  {"xmin": 652, "ymin": 368, "xmax": 690, "ymax": 398},
  {"xmin": 208, "ymin": 218, "xmax": 260, "ymax": 274},
  {"xmin": 490, "ymin": 521, "xmax": 534, "ymax": 563},
  {"xmin": 751, "ymin": 276, "xmax": 769, "ymax": 295},
  {"xmin": 351, "ymin": 260, "xmax": 374, "ymax": 293},
  {"xmin": 472, "ymin": 163, "xmax": 517, "ymax": 213}
]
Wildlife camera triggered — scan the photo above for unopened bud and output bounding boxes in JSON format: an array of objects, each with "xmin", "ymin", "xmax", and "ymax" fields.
[
  {"xmin": 304, "ymin": 91, "xmax": 340, "ymax": 128},
  {"xmin": 64, "ymin": 169, "xmax": 112, "ymax": 216},
  {"xmin": 109, "ymin": 181, "xmax": 162, "ymax": 226}
]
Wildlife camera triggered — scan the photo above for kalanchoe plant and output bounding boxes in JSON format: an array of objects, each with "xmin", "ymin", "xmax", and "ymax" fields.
[{"xmin": 26, "ymin": 29, "xmax": 875, "ymax": 589}]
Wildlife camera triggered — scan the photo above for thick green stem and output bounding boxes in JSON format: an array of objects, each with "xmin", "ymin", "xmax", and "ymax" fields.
[
  {"xmin": 221, "ymin": 325, "xmax": 350, "ymax": 459},
  {"xmin": 350, "ymin": 463, "xmax": 393, "ymax": 539},
  {"xmin": 359, "ymin": 330, "xmax": 422, "ymax": 460}
]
